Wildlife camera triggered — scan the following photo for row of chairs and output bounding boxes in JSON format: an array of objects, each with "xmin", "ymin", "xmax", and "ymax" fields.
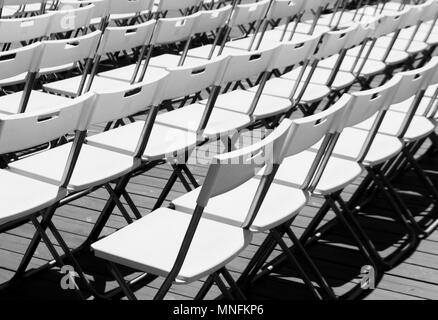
[{"xmin": 0, "ymin": 0, "xmax": 437, "ymax": 299}]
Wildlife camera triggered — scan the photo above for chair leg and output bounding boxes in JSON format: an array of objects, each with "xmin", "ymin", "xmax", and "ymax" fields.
[
  {"xmin": 107, "ymin": 261, "xmax": 138, "ymax": 300},
  {"xmin": 105, "ymin": 184, "xmax": 134, "ymax": 224},
  {"xmin": 195, "ymin": 275, "xmax": 215, "ymax": 300},
  {"xmin": 283, "ymin": 226, "xmax": 337, "ymax": 300},
  {"xmin": 325, "ymin": 195, "xmax": 378, "ymax": 271},
  {"xmin": 212, "ymin": 272, "xmax": 234, "ymax": 300},
  {"xmin": 220, "ymin": 268, "xmax": 246, "ymax": 300},
  {"xmin": 271, "ymin": 229, "xmax": 323, "ymax": 300}
]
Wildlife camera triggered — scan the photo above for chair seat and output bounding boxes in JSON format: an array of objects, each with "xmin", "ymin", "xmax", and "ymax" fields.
[
  {"xmin": 149, "ymin": 53, "xmax": 208, "ymax": 69},
  {"xmin": 172, "ymin": 177, "xmax": 308, "ymax": 232},
  {"xmin": 0, "ymin": 170, "xmax": 63, "ymax": 227},
  {"xmin": 347, "ymin": 44, "xmax": 409, "ymax": 66},
  {"xmin": 318, "ymin": 54, "xmax": 386, "ymax": 77},
  {"xmin": 274, "ymin": 22, "xmax": 330, "ymax": 36},
  {"xmin": 281, "ymin": 65, "xmax": 356, "ymax": 91},
  {"xmin": 187, "ymin": 44, "xmax": 259, "ymax": 60},
  {"xmin": 43, "ymin": 75, "xmax": 133, "ymax": 97},
  {"xmin": 98, "ymin": 64, "xmax": 169, "ymax": 83},
  {"xmin": 354, "ymin": 110, "xmax": 436, "ymax": 142},
  {"xmin": 156, "ymin": 103, "xmax": 252, "ymax": 138},
  {"xmin": 252, "ymin": 77, "xmax": 330, "ymax": 105},
  {"xmin": 91, "ymin": 208, "xmax": 251, "ymax": 283},
  {"xmin": 265, "ymin": 150, "xmax": 363, "ymax": 195},
  {"xmin": 8, "ymin": 144, "xmax": 137, "ymax": 192},
  {"xmin": 376, "ymin": 35, "xmax": 428, "ymax": 55},
  {"xmin": 318, "ymin": 127, "xmax": 404, "ymax": 166},
  {"xmin": 86, "ymin": 121, "xmax": 199, "ymax": 161},
  {"xmin": 390, "ymin": 95, "xmax": 437, "ymax": 118},
  {"xmin": 203, "ymin": 90, "xmax": 292, "ymax": 120},
  {"xmin": 0, "ymin": 90, "xmax": 71, "ymax": 115}
]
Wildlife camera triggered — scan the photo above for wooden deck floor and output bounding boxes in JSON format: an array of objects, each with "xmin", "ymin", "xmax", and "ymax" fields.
[{"xmin": 0, "ymin": 126, "xmax": 437, "ymax": 300}]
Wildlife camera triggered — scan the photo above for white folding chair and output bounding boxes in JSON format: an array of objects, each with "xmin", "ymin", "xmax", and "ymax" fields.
[
  {"xmin": 42, "ymin": 20, "xmax": 158, "ymax": 97},
  {"xmin": 0, "ymin": 0, "xmax": 49, "ymax": 17},
  {"xmin": 0, "ymin": 92, "xmax": 95, "ymax": 284},
  {"xmin": 0, "ymin": 11, "xmax": 55, "ymax": 47},
  {"xmin": 91, "ymin": 117, "xmax": 293, "ymax": 300},
  {"xmin": 0, "ymin": 30, "xmax": 101, "ymax": 114}
]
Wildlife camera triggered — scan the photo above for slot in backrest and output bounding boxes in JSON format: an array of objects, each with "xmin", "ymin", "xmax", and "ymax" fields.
[
  {"xmin": 156, "ymin": 0, "xmax": 202, "ymax": 12},
  {"xmin": 270, "ymin": 33, "xmax": 321, "ymax": 70},
  {"xmin": 314, "ymin": 24, "xmax": 358, "ymax": 60},
  {"xmin": 283, "ymin": 94, "xmax": 352, "ymax": 157},
  {"xmin": 97, "ymin": 20, "xmax": 156, "ymax": 55},
  {"xmin": 160, "ymin": 55, "xmax": 229, "ymax": 101},
  {"xmin": 107, "ymin": 0, "xmax": 153, "ymax": 15},
  {"xmin": 220, "ymin": 46, "xmax": 278, "ymax": 84},
  {"xmin": 0, "ymin": 42, "xmax": 41, "ymax": 80},
  {"xmin": 391, "ymin": 57, "xmax": 438, "ymax": 104},
  {"xmin": 0, "ymin": 93, "xmax": 94, "ymax": 154},
  {"xmin": 0, "ymin": 12, "xmax": 55, "ymax": 43},
  {"xmin": 196, "ymin": 118, "xmax": 293, "ymax": 208},
  {"xmin": 229, "ymin": 0, "xmax": 270, "ymax": 27},
  {"xmin": 346, "ymin": 75, "xmax": 402, "ymax": 127},
  {"xmin": 89, "ymin": 73, "xmax": 168, "ymax": 125},
  {"xmin": 38, "ymin": 31, "xmax": 101, "ymax": 70},
  {"xmin": 266, "ymin": 0, "xmax": 305, "ymax": 20},
  {"xmin": 192, "ymin": 5, "xmax": 232, "ymax": 35},
  {"xmin": 151, "ymin": 13, "xmax": 199, "ymax": 45},
  {"xmin": 48, "ymin": 4, "xmax": 94, "ymax": 34}
]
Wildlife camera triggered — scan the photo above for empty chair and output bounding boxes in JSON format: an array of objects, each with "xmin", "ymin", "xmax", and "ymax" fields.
[
  {"xmin": 91, "ymin": 117, "xmax": 293, "ymax": 300},
  {"xmin": 0, "ymin": 31, "xmax": 101, "ymax": 114},
  {"xmin": 42, "ymin": 20, "xmax": 158, "ymax": 97}
]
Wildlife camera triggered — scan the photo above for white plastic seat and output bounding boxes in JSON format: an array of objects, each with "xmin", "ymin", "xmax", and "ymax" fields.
[
  {"xmin": 173, "ymin": 176, "xmax": 308, "ymax": 232},
  {"xmin": 281, "ymin": 66, "xmax": 356, "ymax": 91},
  {"xmin": 0, "ymin": 170, "xmax": 63, "ymax": 226},
  {"xmin": 95, "ymin": 65, "xmax": 168, "ymax": 84},
  {"xmin": 0, "ymin": 90, "xmax": 71, "ymax": 114},
  {"xmin": 270, "ymin": 150, "xmax": 363, "ymax": 195},
  {"xmin": 203, "ymin": 89, "xmax": 292, "ymax": 120},
  {"xmin": 8, "ymin": 143, "xmax": 137, "ymax": 192},
  {"xmin": 250, "ymin": 77, "xmax": 331, "ymax": 105},
  {"xmin": 92, "ymin": 207, "xmax": 251, "ymax": 283},
  {"xmin": 318, "ymin": 54, "xmax": 386, "ymax": 77},
  {"xmin": 356, "ymin": 106, "xmax": 435, "ymax": 142}
]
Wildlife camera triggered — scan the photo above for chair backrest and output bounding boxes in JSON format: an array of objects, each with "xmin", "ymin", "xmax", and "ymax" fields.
[
  {"xmin": 156, "ymin": 0, "xmax": 202, "ymax": 12},
  {"xmin": 391, "ymin": 58, "xmax": 438, "ymax": 105},
  {"xmin": 0, "ymin": 93, "xmax": 94, "ymax": 154},
  {"xmin": 345, "ymin": 75, "xmax": 402, "ymax": 127},
  {"xmin": 160, "ymin": 55, "xmax": 229, "ymax": 101},
  {"xmin": 269, "ymin": 33, "xmax": 321, "ymax": 70},
  {"xmin": 416, "ymin": 0, "xmax": 438, "ymax": 22},
  {"xmin": 345, "ymin": 18, "xmax": 376, "ymax": 49},
  {"xmin": 38, "ymin": 30, "xmax": 101, "ymax": 70},
  {"xmin": 0, "ymin": 12, "xmax": 55, "ymax": 43},
  {"xmin": 196, "ymin": 117, "xmax": 293, "ymax": 208},
  {"xmin": 89, "ymin": 73, "xmax": 168, "ymax": 125},
  {"xmin": 266, "ymin": 0, "xmax": 305, "ymax": 20},
  {"xmin": 229, "ymin": 0, "xmax": 270, "ymax": 27},
  {"xmin": 372, "ymin": 7, "xmax": 410, "ymax": 38},
  {"xmin": 2, "ymin": 0, "xmax": 44, "ymax": 6},
  {"xmin": 283, "ymin": 94, "xmax": 351, "ymax": 158},
  {"xmin": 314, "ymin": 23, "xmax": 358, "ymax": 60},
  {"xmin": 0, "ymin": 42, "xmax": 41, "ymax": 81},
  {"xmin": 191, "ymin": 5, "xmax": 232, "ymax": 35},
  {"xmin": 151, "ymin": 13, "xmax": 199, "ymax": 45},
  {"xmin": 107, "ymin": 0, "xmax": 153, "ymax": 15},
  {"xmin": 62, "ymin": 0, "xmax": 110, "ymax": 20},
  {"xmin": 397, "ymin": 3, "xmax": 423, "ymax": 29},
  {"xmin": 48, "ymin": 3, "xmax": 94, "ymax": 34},
  {"xmin": 97, "ymin": 20, "xmax": 156, "ymax": 55},
  {"xmin": 219, "ymin": 46, "xmax": 278, "ymax": 84},
  {"xmin": 301, "ymin": 0, "xmax": 324, "ymax": 12}
]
